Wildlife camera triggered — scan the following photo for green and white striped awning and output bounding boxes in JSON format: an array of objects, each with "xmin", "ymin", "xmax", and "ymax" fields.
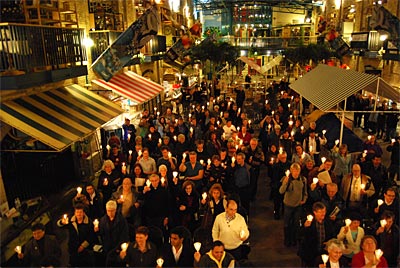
[
  {"xmin": 0, "ymin": 84, "xmax": 122, "ymax": 151},
  {"xmin": 289, "ymin": 64, "xmax": 399, "ymax": 111}
]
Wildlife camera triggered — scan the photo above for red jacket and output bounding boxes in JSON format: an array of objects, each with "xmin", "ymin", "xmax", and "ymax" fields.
[{"xmin": 351, "ymin": 251, "xmax": 388, "ymax": 268}]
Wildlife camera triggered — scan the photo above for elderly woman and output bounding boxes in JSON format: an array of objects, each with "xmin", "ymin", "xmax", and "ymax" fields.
[
  {"xmin": 315, "ymin": 238, "xmax": 349, "ymax": 268},
  {"xmin": 351, "ymin": 235, "xmax": 388, "ymax": 268},
  {"xmin": 98, "ymin": 160, "xmax": 121, "ymax": 202},
  {"xmin": 337, "ymin": 213, "xmax": 365, "ymax": 259}
]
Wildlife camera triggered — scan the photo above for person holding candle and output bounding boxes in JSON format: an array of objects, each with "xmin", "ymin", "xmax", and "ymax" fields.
[
  {"xmin": 363, "ymin": 154, "xmax": 390, "ymax": 201},
  {"xmin": 122, "ymin": 118, "xmax": 136, "ymax": 153},
  {"xmin": 303, "ymin": 129, "xmax": 327, "ymax": 167},
  {"xmin": 279, "ymin": 129, "xmax": 294, "ymax": 160},
  {"xmin": 84, "ymin": 183, "xmax": 104, "ymax": 220},
  {"xmin": 337, "ymin": 212, "xmax": 365, "ymax": 260},
  {"xmin": 270, "ymin": 150, "xmax": 291, "ymax": 220},
  {"xmin": 244, "ymin": 138, "xmax": 265, "ymax": 200},
  {"xmin": 98, "ymin": 159, "xmax": 121, "ymax": 204},
  {"xmin": 141, "ymin": 174, "xmax": 171, "ymax": 231},
  {"xmin": 204, "ymin": 155, "xmax": 226, "ymax": 190},
  {"xmin": 179, "ymin": 151, "xmax": 205, "ymax": 193},
  {"xmin": 212, "ymin": 200, "xmax": 250, "ymax": 261},
  {"xmin": 222, "ymin": 119, "xmax": 237, "ymax": 140},
  {"xmin": 231, "ymin": 152, "xmax": 252, "ymax": 214},
  {"xmin": 144, "ymin": 124, "xmax": 162, "ymax": 159},
  {"xmin": 371, "ymin": 187, "xmax": 399, "ymax": 224},
  {"xmin": 314, "ymin": 183, "xmax": 345, "ymax": 230},
  {"xmin": 194, "ymin": 240, "xmax": 236, "ymax": 268},
  {"xmin": 16, "ymin": 223, "xmax": 61, "ymax": 267},
  {"xmin": 178, "ymin": 180, "xmax": 200, "ymax": 232},
  {"xmin": 111, "ymin": 226, "xmax": 157, "ymax": 267},
  {"xmin": 386, "ymin": 136, "xmax": 399, "ymax": 181},
  {"xmin": 107, "ymin": 145, "xmax": 127, "ymax": 173},
  {"xmin": 200, "ymin": 183, "xmax": 228, "ymax": 230},
  {"xmin": 351, "ymin": 235, "xmax": 388, "ymax": 268},
  {"xmin": 138, "ymin": 148, "xmax": 157, "ymax": 175},
  {"xmin": 314, "ymin": 238, "xmax": 348, "ymax": 268},
  {"xmin": 95, "ymin": 200, "xmax": 129, "ymax": 259},
  {"xmin": 57, "ymin": 203, "xmax": 97, "ymax": 267},
  {"xmin": 157, "ymin": 146, "xmax": 177, "ymax": 176},
  {"xmin": 159, "ymin": 226, "xmax": 195, "ymax": 267},
  {"xmin": 279, "ymin": 162, "xmax": 308, "ymax": 247},
  {"xmin": 175, "ymin": 134, "xmax": 190, "ymax": 163},
  {"xmin": 340, "ymin": 164, "xmax": 375, "ymax": 218},
  {"xmin": 332, "ymin": 144, "xmax": 352, "ymax": 187},
  {"xmin": 206, "ymin": 132, "xmax": 222, "ymax": 157},
  {"xmin": 298, "ymin": 202, "xmax": 336, "ymax": 267},
  {"xmin": 373, "ymin": 211, "xmax": 399, "ymax": 267},
  {"xmin": 292, "ymin": 143, "xmax": 312, "ymax": 167},
  {"xmin": 111, "ymin": 177, "xmax": 142, "ymax": 227}
]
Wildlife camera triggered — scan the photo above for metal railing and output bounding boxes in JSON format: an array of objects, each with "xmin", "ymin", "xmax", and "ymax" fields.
[
  {"xmin": 219, "ymin": 35, "xmax": 318, "ymax": 49},
  {"xmin": 0, "ymin": 23, "xmax": 87, "ymax": 73}
]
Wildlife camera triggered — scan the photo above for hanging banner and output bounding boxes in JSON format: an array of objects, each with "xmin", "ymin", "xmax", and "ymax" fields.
[{"xmin": 91, "ymin": 6, "xmax": 159, "ymax": 81}]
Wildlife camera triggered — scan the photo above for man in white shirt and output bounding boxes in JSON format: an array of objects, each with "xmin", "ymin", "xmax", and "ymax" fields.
[
  {"xmin": 222, "ymin": 119, "xmax": 236, "ymax": 140},
  {"xmin": 212, "ymin": 200, "xmax": 249, "ymax": 261}
]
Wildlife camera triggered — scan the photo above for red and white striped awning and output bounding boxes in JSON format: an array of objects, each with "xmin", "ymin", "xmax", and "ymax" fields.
[{"xmin": 92, "ymin": 71, "xmax": 164, "ymax": 104}]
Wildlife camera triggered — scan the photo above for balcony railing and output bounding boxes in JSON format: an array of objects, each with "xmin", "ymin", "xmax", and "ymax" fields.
[
  {"xmin": 219, "ymin": 35, "xmax": 318, "ymax": 49},
  {"xmin": 0, "ymin": 23, "xmax": 87, "ymax": 74}
]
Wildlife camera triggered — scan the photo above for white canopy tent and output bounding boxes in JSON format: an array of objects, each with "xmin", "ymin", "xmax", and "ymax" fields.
[{"xmin": 289, "ymin": 64, "xmax": 400, "ymax": 144}]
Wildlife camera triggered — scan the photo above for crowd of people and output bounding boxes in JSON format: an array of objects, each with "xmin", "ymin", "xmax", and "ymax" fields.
[{"xmin": 16, "ymin": 79, "xmax": 399, "ymax": 267}]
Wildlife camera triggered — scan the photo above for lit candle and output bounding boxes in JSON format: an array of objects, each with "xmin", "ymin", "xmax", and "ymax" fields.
[
  {"xmin": 63, "ymin": 214, "xmax": 68, "ymax": 222},
  {"xmin": 157, "ymin": 111, "xmax": 160, "ymax": 116},
  {"xmin": 190, "ymin": 127, "xmax": 193, "ymax": 133},
  {"xmin": 207, "ymin": 102, "xmax": 210, "ymax": 107},
  {"xmin": 279, "ymin": 147, "xmax": 283, "ymax": 154},
  {"xmin": 168, "ymin": 152, "xmax": 172, "ymax": 158},
  {"xmin": 238, "ymin": 108, "xmax": 241, "ymax": 114},
  {"xmin": 335, "ymin": 139, "xmax": 340, "ymax": 145},
  {"xmin": 271, "ymin": 111, "xmax": 275, "ymax": 115},
  {"xmin": 192, "ymin": 105, "xmax": 195, "ymax": 110},
  {"xmin": 391, "ymin": 138, "xmax": 396, "ymax": 143},
  {"xmin": 120, "ymin": 195, "xmax": 124, "ymax": 201},
  {"xmin": 93, "ymin": 219, "xmax": 99, "ymax": 228},
  {"xmin": 15, "ymin": 246, "xmax": 22, "ymax": 254},
  {"xmin": 154, "ymin": 107, "xmax": 157, "ymax": 111},
  {"xmin": 367, "ymin": 135, "xmax": 371, "ymax": 141},
  {"xmin": 375, "ymin": 249, "xmax": 383, "ymax": 260},
  {"xmin": 321, "ymin": 157, "xmax": 326, "ymax": 164},
  {"xmin": 307, "ymin": 215, "xmax": 313, "ymax": 222},
  {"xmin": 291, "ymin": 130, "xmax": 295, "ymax": 136},
  {"xmin": 106, "ymin": 145, "xmax": 111, "ymax": 151},
  {"xmin": 232, "ymin": 156, "xmax": 236, "ymax": 163},
  {"xmin": 202, "ymin": 105, "xmax": 205, "ymax": 110},
  {"xmin": 207, "ymin": 159, "xmax": 211, "ymax": 165},
  {"xmin": 200, "ymin": 159, "xmax": 204, "ymax": 165},
  {"xmin": 138, "ymin": 150, "xmax": 142, "ymax": 156},
  {"xmin": 174, "ymin": 136, "xmax": 177, "ymax": 141},
  {"xmin": 362, "ymin": 150, "xmax": 367, "ymax": 158},
  {"xmin": 104, "ymin": 178, "xmax": 108, "ymax": 185},
  {"xmin": 312, "ymin": 178, "xmax": 318, "ymax": 184},
  {"xmin": 220, "ymin": 111, "xmax": 223, "ymax": 117},
  {"xmin": 301, "ymin": 152, "xmax": 305, "ymax": 159},
  {"xmin": 377, "ymin": 199, "xmax": 384, "ymax": 206},
  {"xmin": 129, "ymin": 150, "xmax": 133, "ymax": 155},
  {"xmin": 288, "ymin": 120, "xmax": 293, "ymax": 126},
  {"xmin": 159, "ymin": 138, "xmax": 162, "ymax": 144},
  {"xmin": 149, "ymin": 134, "xmax": 152, "ymax": 140},
  {"xmin": 265, "ymin": 100, "xmax": 268, "ymax": 104},
  {"xmin": 288, "ymin": 104, "xmax": 291, "ymax": 108},
  {"xmin": 380, "ymin": 219, "xmax": 387, "ymax": 227},
  {"xmin": 146, "ymin": 180, "xmax": 151, "ymax": 187},
  {"xmin": 161, "ymin": 177, "xmax": 166, "ymax": 185},
  {"xmin": 345, "ymin": 219, "xmax": 352, "ymax": 227},
  {"xmin": 202, "ymin": 192, "xmax": 207, "ymax": 200},
  {"xmin": 321, "ymin": 254, "xmax": 329, "ymax": 265},
  {"xmin": 128, "ymin": 134, "xmax": 131, "ymax": 141},
  {"xmin": 188, "ymin": 113, "xmax": 192, "ymax": 118},
  {"xmin": 237, "ymin": 126, "xmax": 240, "ymax": 131},
  {"xmin": 77, "ymin": 187, "xmax": 82, "ymax": 195},
  {"xmin": 239, "ymin": 140, "xmax": 243, "ymax": 145},
  {"xmin": 285, "ymin": 170, "xmax": 290, "ymax": 177},
  {"xmin": 271, "ymin": 157, "xmax": 274, "ymax": 163},
  {"xmin": 360, "ymin": 184, "xmax": 365, "ymax": 190},
  {"xmin": 235, "ymin": 145, "xmax": 239, "ymax": 150},
  {"xmin": 300, "ymin": 126, "xmax": 304, "ymax": 131},
  {"xmin": 268, "ymin": 124, "xmax": 272, "ymax": 130},
  {"xmin": 248, "ymin": 120, "xmax": 251, "ymax": 125},
  {"xmin": 173, "ymin": 171, "xmax": 178, "ymax": 178},
  {"xmin": 121, "ymin": 243, "xmax": 128, "ymax": 252},
  {"xmin": 240, "ymin": 229, "xmax": 246, "ymax": 239},
  {"xmin": 157, "ymin": 258, "xmax": 164, "ymax": 267},
  {"xmin": 322, "ymin": 130, "xmax": 326, "ymax": 135},
  {"xmin": 183, "ymin": 153, "xmax": 187, "ymax": 159},
  {"xmin": 122, "ymin": 162, "xmax": 126, "ymax": 172},
  {"xmin": 217, "ymin": 121, "xmax": 220, "ymax": 126},
  {"xmin": 194, "ymin": 242, "xmax": 202, "ymax": 252}
]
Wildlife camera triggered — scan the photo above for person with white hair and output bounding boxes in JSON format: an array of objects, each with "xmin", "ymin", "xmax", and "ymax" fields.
[
  {"xmin": 94, "ymin": 200, "xmax": 129, "ymax": 256},
  {"xmin": 315, "ymin": 238, "xmax": 349, "ymax": 267}
]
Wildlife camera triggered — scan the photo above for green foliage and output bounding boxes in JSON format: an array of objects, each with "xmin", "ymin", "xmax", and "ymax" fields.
[{"xmin": 283, "ymin": 43, "xmax": 333, "ymax": 66}]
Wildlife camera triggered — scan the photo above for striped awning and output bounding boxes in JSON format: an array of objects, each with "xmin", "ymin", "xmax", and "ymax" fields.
[
  {"xmin": 238, "ymin": 56, "xmax": 262, "ymax": 73},
  {"xmin": 0, "ymin": 84, "xmax": 122, "ymax": 151},
  {"xmin": 92, "ymin": 71, "xmax": 164, "ymax": 104},
  {"xmin": 290, "ymin": 65, "xmax": 379, "ymax": 111}
]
